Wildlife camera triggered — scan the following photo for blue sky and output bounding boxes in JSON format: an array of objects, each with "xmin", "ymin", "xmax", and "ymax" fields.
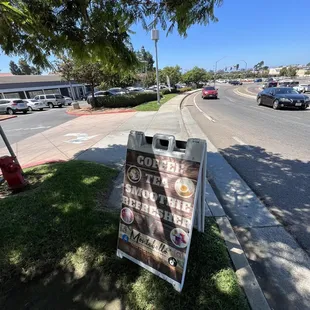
[{"xmin": 1, "ymin": 0, "xmax": 310, "ymax": 73}]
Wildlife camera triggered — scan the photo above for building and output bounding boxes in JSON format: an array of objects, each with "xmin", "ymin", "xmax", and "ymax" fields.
[
  {"xmin": 268, "ymin": 67, "xmax": 282, "ymax": 76},
  {"xmin": 0, "ymin": 74, "xmax": 86, "ymax": 99}
]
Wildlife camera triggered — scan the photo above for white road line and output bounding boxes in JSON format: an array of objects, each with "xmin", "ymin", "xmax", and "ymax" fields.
[
  {"xmin": 5, "ymin": 126, "xmax": 51, "ymax": 132},
  {"xmin": 193, "ymin": 93, "xmax": 216, "ymax": 123},
  {"xmin": 223, "ymin": 96, "xmax": 236, "ymax": 103},
  {"xmin": 232, "ymin": 136, "xmax": 252, "ymax": 150}
]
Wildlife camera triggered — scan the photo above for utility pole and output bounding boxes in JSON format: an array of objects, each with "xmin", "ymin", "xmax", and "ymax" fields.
[
  {"xmin": 152, "ymin": 29, "xmax": 160, "ymax": 105},
  {"xmin": 214, "ymin": 57, "xmax": 226, "ymax": 87}
]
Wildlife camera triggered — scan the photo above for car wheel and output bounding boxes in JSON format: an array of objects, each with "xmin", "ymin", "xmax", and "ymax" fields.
[
  {"xmin": 23, "ymin": 110, "xmax": 28, "ymax": 114},
  {"xmin": 48, "ymin": 103, "xmax": 54, "ymax": 109},
  {"xmin": 7, "ymin": 108, "xmax": 14, "ymax": 115},
  {"xmin": 59, "ymin": 105, "xmax": 63, "ymax": 108},
  {"xmin": 273, "ymin": 100, "xmax": 279, "ymax": 110},
  {"xmin": 300, "ymin": 106, "xmax": 306, "ymax": 110},
  {"xmin": 39, "ymin": 108, "xmax": 44, "ymax": 111},
  {"xmin": 215, "ymin": 96, "xmax": 218, "ymax": 99},
  {"xmin": 28, "ymin": 106, "xmax": 33, "ymax": 111},
  {"xmin": 257, "ymin": 97, "xmax": 262, "ymax": 105}
]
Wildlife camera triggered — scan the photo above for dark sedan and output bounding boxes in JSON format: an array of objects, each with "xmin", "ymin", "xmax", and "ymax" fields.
[{"xmin": 257, "ymin": 87, "xmax": 310, "ymax": 110}]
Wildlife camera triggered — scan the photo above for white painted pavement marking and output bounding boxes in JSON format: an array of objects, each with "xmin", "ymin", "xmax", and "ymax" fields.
[
  {"xmin": 64, "ymin": 133, "xmax": 98, "ymax": 144},
  {"xmin": 193, "ymin": 93, "xmax": 216, "ymax": 123},
  {"xmin": 223, "ymin": 96, "xmax": 236, "ymax": 103},
  {"xmin": 232, "ymin": 136, "xmax": 252, "ymax": 150},
  {"xmin": 5, "ymin": 126, "xmax": 52, "ymax": 132}
]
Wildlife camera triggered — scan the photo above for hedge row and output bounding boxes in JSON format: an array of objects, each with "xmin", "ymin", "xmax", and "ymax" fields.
[
  {"xmin": 161, "ymin": 87, "xmax": 192, "ymax": 95},
  {"xmin": 88, "ymin": 92, "xmax": 159, "ymax": 108}
]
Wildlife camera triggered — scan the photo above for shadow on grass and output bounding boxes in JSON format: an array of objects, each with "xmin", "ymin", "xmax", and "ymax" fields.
[{"xmin": 0, "ymin": 158, "xmax": 247, "ymax": 309}]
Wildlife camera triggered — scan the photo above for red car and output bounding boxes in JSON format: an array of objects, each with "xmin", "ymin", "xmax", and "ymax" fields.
[{"xmin": 202, "ymin": 86, "xmax": 218, "ymax": 99}]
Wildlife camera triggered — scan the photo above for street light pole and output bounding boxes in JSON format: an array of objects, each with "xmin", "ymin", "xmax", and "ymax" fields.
[
  {"xmin": 152, "ymin": 29, "xmax": 160, "ymax": 105},
  {"xmin": 214, "ymin": 56, "xmax": 226, "ymax": 87}
]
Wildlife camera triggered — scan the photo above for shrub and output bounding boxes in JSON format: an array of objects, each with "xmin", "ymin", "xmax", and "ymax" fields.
[
  {"xmin": 88, "ymin": 92, "xmax": 158, "ymax": 108},
  {"xmin": 178, "ymin": 87, "xmax": 192, "ymax": 93}
]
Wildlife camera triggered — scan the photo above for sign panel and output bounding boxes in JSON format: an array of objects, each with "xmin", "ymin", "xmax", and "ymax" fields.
[{"xmin": 117, "ymin": 132, "xmax": 206, "ymax": 292}]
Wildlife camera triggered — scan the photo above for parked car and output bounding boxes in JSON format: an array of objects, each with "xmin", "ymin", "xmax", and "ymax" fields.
[
  {"xmin": 278, "ymin": 80, "xmax": 299, "ymax": 88},
  {"xmin": 202, "ymin": 86, "xmax": 218, "ymax": 99},
  {"xmin": 254, "ymin": 78, "xmax": 263, "ymax": 83},
  {"xmin": 229, "ymin": 80, "xmax": 243, "ymax": 85},
  {"xmin": 127, "ymin": 87, "xmax": 145, "ymax": 92},
  {"xmin": 295, "ymin": 84, "xmax": 310, "ymax": 93},
  {"xmin": 33, "ymin": 94, "xmax": 65, "ymax": 108},
  {"xmin": 0, "ymin": 98, "xmax": 28, "ymax": 115},
  {"xmin": 64, "ymin": 96, "xmax": 73, "ymax": 105},
  {"xmin": 262, "ymin": 81, "xmax": 278, "ymax": 89},
  {"xmin": 108, "ymin": 88, "xmax": 128, "ymax": 95},
  {"xmin": 257, "ymin": 87, "xmax": 309, "ymax": 110},
  {"xmin": 23, "ymin": 99, "xmax": 46, "ymax": 111}
]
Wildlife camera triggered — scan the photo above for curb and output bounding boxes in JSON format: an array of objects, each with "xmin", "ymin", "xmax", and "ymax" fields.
[
  {"xmin": 66, "ymin": 109, "xmax": 136, "ymax": 116},
  {"xmin": 179, "ymin": 92, "xmax": 270, "ymax": 310},
  {"xmin": 0, "ymin": 115, "xmax": 17, "ymax": 121},
  {"xmin": 22, "ymin": 159, "xmax": 67, "ymax": 169}
]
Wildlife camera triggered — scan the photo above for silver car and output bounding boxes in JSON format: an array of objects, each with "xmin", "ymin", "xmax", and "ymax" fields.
[
  {"xmin": 23, "ymin": 99, "xmax": 46, "ymax": 111},
  {"xmin": 33, "ymin": 94, "xmax": 65, "ymax": 108},
  {"xmin": 0, "ymin": 98, "xmax": 28, "ymax": 115}
]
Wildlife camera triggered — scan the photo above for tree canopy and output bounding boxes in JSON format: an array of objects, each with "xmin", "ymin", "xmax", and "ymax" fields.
[
  {"xmin": 159, "ymin": 65, "xmax": 182, "ymax": 86},
  {"xmin": 0, "ymin": 0, "xmax": 223, "ymax": 69},
  {"xmin": 182, "ymin": 67, "xmax": 208, "ymax": 85},
  {"xmin": 9, "ymin": 58, "xmax": 42, "ymax": 75}
]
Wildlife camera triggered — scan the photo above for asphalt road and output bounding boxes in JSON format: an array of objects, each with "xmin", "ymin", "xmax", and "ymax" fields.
[
  {"xmin": 185, "ymin": 85, "xmax": 310, "ymax": 254},
  {"xmin": 0, "ymin": 107, "xmax": 77, "ymax": 148}
]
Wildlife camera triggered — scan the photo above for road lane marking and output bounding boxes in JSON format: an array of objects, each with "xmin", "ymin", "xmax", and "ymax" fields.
[
  {"xmin": 5, "ymin": 126, "xmax": 51, "ymax": 132},
  {"xmin": 232, "ymin": 136, "xmax": 252, "ymax": 150},
  {"xmin": 193, "ymin": 93, "xmax": 216, "ymax": 123},
  {"xmin": 223, "ymin": 96, "xmax": 236, "ymax": 103}
]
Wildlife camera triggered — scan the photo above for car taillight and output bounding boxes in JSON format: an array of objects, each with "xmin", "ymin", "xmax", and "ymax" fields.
[{"xmin": 12, "ymin": 103, "xmax": 18, "ymax": 106}]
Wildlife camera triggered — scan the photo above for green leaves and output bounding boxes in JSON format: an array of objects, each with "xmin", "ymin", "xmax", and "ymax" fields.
[{"xmin": 0, "ymin": 1, "xmax": 222, "ymax": 68}]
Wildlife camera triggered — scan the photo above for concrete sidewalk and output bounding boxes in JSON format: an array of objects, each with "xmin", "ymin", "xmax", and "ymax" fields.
[{"xmin": 0, "ymin": 94, "xmax": 189, "ymax": 168}]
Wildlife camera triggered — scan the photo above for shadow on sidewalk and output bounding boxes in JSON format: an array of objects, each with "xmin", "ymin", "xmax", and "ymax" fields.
[
  {"xmin": 212, "ymin": 143, "xmax": 310, "ymax": 309},
  {"xmin": 74, "ymin": 144, "xmax": 127, "ymax": 170}
]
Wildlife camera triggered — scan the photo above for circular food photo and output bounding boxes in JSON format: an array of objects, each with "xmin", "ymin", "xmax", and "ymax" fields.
[
  {"xmin": 168, "ymin": 257, "xmax": 178, "ymax": 267},
  {"xmin": 174, "ymin": 177, "xmax": 195, "ymax": 198},
  {"xmin": 170, "ymin": 228, "xmax": 189, "ymax": 248},
  {"xmin": 121, "ymin": 207, "xmax": 134, "ymax": 225},
  {"xmin": 127, "ymin": 166, "xmax": 142, "ymax": 183}
]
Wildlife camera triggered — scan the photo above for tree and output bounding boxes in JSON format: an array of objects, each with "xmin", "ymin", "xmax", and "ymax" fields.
[
  {"xmin": 182, "ymin": 66, "xmax": 207, "ymax": 85},
  {"xmin": 305, "ymin": 70, "xmax": 310, "ymax": 76},
  {"xmin": 9, "ymin": 61, "xmax": 22, "ymax": 75},
  {"xmin": 136, "ymin": 47, "xmax": 155, "ymax": 72},
  {"xmin": 18, "ymin": 58, "xmax": 32, "ymax": 75},
  {"xmin": 0, "ymin": 1, "xmax": 223, "ymax": 68},
  {"xmin": 56, "ymin": 55, "xmax": 77, "ymax": 99},
  {"xmin": 159, "ymin": 65, "xmax": 182, "ymax": 87},
  {"xmin": 307, "ymin": 63, "xmax": 310, "ymax": 67},
  {"xmin": 9, "ymin": 58, "xmax": 42, "ymax": 75},
  {"xmin": 279, "ymin": 67, "xmax": 288, "ymax": 76},
  {"xmin": 287, "ymin": 67, "xmax": 297, "ymax": 77},
  {"xmin": 235, "ymin": 64, "xmax": 239, "ymax": 71},
  {"xmin": 72, "ymin": 62, "xmax": 105, "ymax": 107}
]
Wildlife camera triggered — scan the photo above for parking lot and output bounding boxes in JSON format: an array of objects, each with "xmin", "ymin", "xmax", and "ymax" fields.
[{"xmin": 0, "ymin": 102, "xmax": 87, "ymax": 148}]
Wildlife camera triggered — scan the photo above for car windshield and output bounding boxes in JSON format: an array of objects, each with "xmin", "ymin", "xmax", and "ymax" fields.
[
  {"xmin": 204, "ymin": 87, "xmax": 215, "ymax": 90},
  {"xmin": 55, "ymin": 95, "xmax": 63, "ymax": 99},
  {"xmin": 274, "ymin": 88, "xmax": 298, "ymax": 94}
]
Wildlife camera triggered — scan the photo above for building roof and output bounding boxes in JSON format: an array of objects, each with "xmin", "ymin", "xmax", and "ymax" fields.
[{"xmin": 0, "ymin": 74, "xmax": 69, "ymax": 84}]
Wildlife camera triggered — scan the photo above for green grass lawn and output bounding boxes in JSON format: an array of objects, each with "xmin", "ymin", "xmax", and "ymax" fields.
[
  {"xmin": 0, "ymin": 161, "xmax": 248, "ymax": 310},
  {"xmin": 135, "ymin": 93, "xmax": 178, "ymax": 111}
]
